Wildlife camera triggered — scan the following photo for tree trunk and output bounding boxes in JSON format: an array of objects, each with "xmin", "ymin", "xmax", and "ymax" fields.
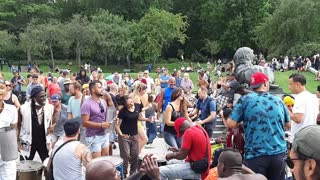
[
  {"xmin": 104, "ymin": 55, "xmax": 108, "ymax": 66},
  {"xmin": 27, "ymin": 48, "xmax": 32, "ymax": 63},
  {"xmin": 76, "ymin": 41, "xmax": 81, "ymax": 68},
  {"xmin": 126, "ymin": 55, "xmax": 130, "ymax": 68},
  {"xmin": 49, "ymin": 42, "xmax": 55, "ymax": 67},
  {"xmin": 117, "ymin": 56, "xmax": 121, "ymax": 65},
  {"xmin": 153, "ymin": 57, "xmax": 156, "ymax": 66}
]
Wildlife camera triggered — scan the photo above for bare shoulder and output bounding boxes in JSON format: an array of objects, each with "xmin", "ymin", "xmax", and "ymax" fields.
[{"xmin": 76, "ymin": 143, "xmax": 90, "ymax": 158}]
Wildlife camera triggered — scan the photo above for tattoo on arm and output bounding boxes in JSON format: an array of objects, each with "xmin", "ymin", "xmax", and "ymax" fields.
[{"xmin": 81, "ymin": 147, "xmax": 92, "ymax": 168}]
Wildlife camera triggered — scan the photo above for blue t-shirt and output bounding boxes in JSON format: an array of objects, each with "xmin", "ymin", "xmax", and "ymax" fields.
[
  {"xmin": 230, "ymin": 92, "xmax": 290, "ymax": 160},
  {"xmin": 196, "ymin": 96, "xmax": 217, "ymax": 125},
  {"xmin": 162, "ymin": 87, "xmax": 175, "ymax": 111},
  {"xmin": 175, "ymin": 77, "xmax": 182, "ymax": 87},
  {"xmin": 160, "ymin": 75, "xmax": 170, "ymax": 88}
]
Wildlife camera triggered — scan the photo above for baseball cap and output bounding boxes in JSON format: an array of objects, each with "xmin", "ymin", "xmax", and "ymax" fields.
[
  {"xmin": 51, "ymin": 94, "xmax": 61, "ymax": 102},
  {"xmin": 292, "ymin": 125, "xmax": 320, "ymax": 160},
  {"xmin": 64, "ymin": 117, "xmax": 81, "ymax": 136},
  {"xmin": 144, "ymin": 70, "xmax": 149, "ymax": 74},
  {"xmin": 283, "ymin": 95, "xmax": 295, "ymax": 106},
  {"xmin": 250, "ymin": 72, "xmax": 268, "ymax": 89},
  {"xmin": 82, "ymin": 84, "xmax": 89, "ymax": 89},
  {"xmin": 107, "ymin": 80, "xmax": 114, "ymax": 86},
  {"xmin": 64, "ymin": 79, "xmax": 72, "ymax": 85},
  {"xmin": 174, "ymin": 117, "xmax": 187, "ymax": 138}
]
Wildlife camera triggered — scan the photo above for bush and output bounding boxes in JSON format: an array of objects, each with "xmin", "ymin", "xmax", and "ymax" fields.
[{"xmin": 191, "ymin": 51, "xmax": 208, "ymax": 63}]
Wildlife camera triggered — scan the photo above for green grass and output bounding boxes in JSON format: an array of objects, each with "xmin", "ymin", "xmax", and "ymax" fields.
[
  {"xmin": 3, "ymin": 63, "xmax": 319, "ymax": 94},
  {"xmin": 274, "ymin": 70, "xmax": 319, "ymax": 94}
]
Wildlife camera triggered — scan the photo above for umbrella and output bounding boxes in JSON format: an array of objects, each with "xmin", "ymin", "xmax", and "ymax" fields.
[{"xmin": 105, "ymin": 74, "xmax": 114, "ymax": 80}]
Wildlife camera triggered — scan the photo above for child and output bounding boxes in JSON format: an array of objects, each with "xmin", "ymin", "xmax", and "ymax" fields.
[{"xmin": 145, "ymin": 94, "xmax": 158, "ymax": 145}]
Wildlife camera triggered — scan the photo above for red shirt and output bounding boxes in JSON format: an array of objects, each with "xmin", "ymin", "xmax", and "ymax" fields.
[{"xmin": 181, "ymin": 125, "xmax": 211, "ymax": 179}]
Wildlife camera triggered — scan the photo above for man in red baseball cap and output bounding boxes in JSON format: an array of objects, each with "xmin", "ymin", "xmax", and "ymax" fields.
[
  {"xmin": 225, "ymin": 72, "xmax": 291, "ymax": 180},
  {"xmin": 159, "ymin": 117, "xmax": 211, "ymax": 180}
]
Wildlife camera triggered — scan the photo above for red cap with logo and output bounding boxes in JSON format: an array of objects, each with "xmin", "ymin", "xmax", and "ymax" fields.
[{"xmin": 250, "ymin": 72, "xmax": 268, "ymax": 88}]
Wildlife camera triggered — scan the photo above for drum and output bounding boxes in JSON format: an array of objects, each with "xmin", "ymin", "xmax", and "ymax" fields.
[
  {"xmin": 138, "ymin": 153, "xmax": 167, "ymax": 180},
  {"xmin": 91, "ymin": 156, "xmax": 124, "ymax": 180},
  {"xmin": 0, "ymin": 126, "xmax": 18, "ymax": 161},
  {"xmin": 138, "ymin": 153, "xmax": 167, "ymax": 167},
  {"xmin": 16, "ymin": 160, "xmax": 43, "ymax": 180}
]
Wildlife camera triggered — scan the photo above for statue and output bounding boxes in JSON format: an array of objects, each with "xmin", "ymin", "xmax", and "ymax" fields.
[{"xmin": 233, "ymin": 47, "xmax": 276, "ymax": 88}]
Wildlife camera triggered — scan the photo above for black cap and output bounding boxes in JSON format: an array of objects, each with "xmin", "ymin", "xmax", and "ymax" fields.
[
  {"xmin": 64, "ymin": 117, "xmax": 81, "ymax": 136},
  {"xmin": 30, "ymin": 86, "xmax": 44, "ymax": 98}
]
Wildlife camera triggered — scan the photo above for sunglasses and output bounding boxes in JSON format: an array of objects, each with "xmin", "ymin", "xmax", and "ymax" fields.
[
  {"xmin": 285, "ymin": 157, "xmax": 306, "ymax": 169},
  {"xmin": 99, "ymin": 102, "xmax": 105, "ymax": 113}
]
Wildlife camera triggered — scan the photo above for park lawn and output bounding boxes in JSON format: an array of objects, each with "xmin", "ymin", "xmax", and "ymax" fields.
[
  {"xmin": 2, "ymin": 63, "xmax": 319, "ymax": 94},
  {"xmin": 274, "ymin": 70, "xmax": 319, "ymax": 94}
]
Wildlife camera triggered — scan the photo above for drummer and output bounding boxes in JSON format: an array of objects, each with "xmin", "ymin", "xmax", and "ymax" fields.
[
  {"xmin": 0, "ymin": 81, "xmax": 18, "ymax": 180},
  {"xmin": 86, "ymin": 154, "xmax": 161, "ymax": 180}
]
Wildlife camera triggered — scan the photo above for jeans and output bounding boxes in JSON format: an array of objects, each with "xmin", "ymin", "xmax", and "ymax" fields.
[
  {"xmin": 203, "ymin": 121, "xmax": 216, "ymax": 138},
  {"xmin": 146, "ymin": 121, "xmax": 157, "ymax": 144},
  {"xmin": 244, "ymin": 152, "xmax": 286, "ymax": 180},
  {"xmin": 0, "ymin": 159, "xmax": 16, "ymax": 180},
  {"xmin": 118, "ymin": 135, "xmax": 138, "ymax": 176},
  {"xmin": 160, "ymin": 162, "xmax": 201, "ymax": 180},
  {"xmin": 163, "ymin": 131, "xmax": 182, "ymax": 149}
]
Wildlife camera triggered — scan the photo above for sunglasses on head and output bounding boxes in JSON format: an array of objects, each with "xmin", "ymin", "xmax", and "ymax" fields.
[{"xmin": 99, "ymin": 102, "xmax": 104, "ymax": 113}]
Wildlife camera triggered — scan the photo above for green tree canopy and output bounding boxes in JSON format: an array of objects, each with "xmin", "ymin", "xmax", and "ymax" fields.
[
  {"xmin": 255, "ymin": 0, "xmax": 320, "ymax": 57},
  {"xmin": 131, "ymin": 8, "xmax": 188, "ymax": 64},
  {"xmin": 65, "ymin": 14, "xmax": 98, "ymax": 67}
]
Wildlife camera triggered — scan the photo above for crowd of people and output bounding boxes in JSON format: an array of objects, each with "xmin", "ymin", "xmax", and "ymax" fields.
[{"xmin": 0, "ymin": 56, "xmax": 319, "ymax": 180}]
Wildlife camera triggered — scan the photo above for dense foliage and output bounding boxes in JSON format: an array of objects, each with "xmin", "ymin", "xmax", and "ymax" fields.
[{"xmin": 0, "ymin": 0, "xmax": 319, "ymax": 66}]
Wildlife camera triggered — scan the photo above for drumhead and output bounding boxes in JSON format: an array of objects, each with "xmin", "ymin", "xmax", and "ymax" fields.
[
  {"xmin": 91, "ymin": 156, "xmax": 123, "ymax": 166},
  {"xmin": 17, "ymin": 161, "xmax": 43, "ymax": 172},
  {"xmin": 139, "ymin": 153, "xmax": 166, "ymax": 162}
]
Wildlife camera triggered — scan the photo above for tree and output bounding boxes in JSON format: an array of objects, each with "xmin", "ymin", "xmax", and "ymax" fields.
[
  {"xmin": 19, "ymin": 20, "xmax": 44, "ymax": 63},
  {"xmin": 65, "ymin": 14, "xmax": 97, "ymax": 67},
  {"xmin": 131, "ymin": 8, "xmax": 188, "ymax": 65},
  {"xmin": 202, "ymin": 39, "xmax": 220, "ymax": 60},
  {"xmin": 0, "ymin": 30, "xmax": 16, "ymax": 56},
  {"xmin": 255, "ymin": 0, "xmax": 320, "ymax": 57},
  {"xmin": 91, "ymin": 10, "xmax": 133, "ymax": 66},
  {"xmin": 0, "ymin": 0, "xmax": 57, "ymax": 33},
  {"xmin": 82, "ymin": 0, "xmax": 173, "ymax": 20},
  {"xmin": 36, "ymin": 21, "xmax": 65, "ymax": 67},
  {"xmin": 200, "ymin": 0, "xmax": 270, "ymax": 54}
]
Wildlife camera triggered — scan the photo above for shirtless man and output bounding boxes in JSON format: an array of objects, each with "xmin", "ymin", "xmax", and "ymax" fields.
[{"xmin": 197, "ymin": 72, "xmax": 209, "ymax": 88}]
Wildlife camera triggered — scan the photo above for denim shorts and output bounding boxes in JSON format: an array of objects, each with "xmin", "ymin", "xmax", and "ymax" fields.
[{"xmin": 85, "ymin": 134, "xmax": 110, "ymax": 153}]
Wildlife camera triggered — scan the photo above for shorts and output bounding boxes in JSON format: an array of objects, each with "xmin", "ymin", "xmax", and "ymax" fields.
[{"xmin": 85, "ymin": 134, "xmax": 110, "ymax": 153}]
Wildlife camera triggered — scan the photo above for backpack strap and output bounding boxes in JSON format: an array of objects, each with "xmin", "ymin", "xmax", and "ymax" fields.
[{"xmin": 52, "ymin": 139, "xmax": 76, "ymax": 160}]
